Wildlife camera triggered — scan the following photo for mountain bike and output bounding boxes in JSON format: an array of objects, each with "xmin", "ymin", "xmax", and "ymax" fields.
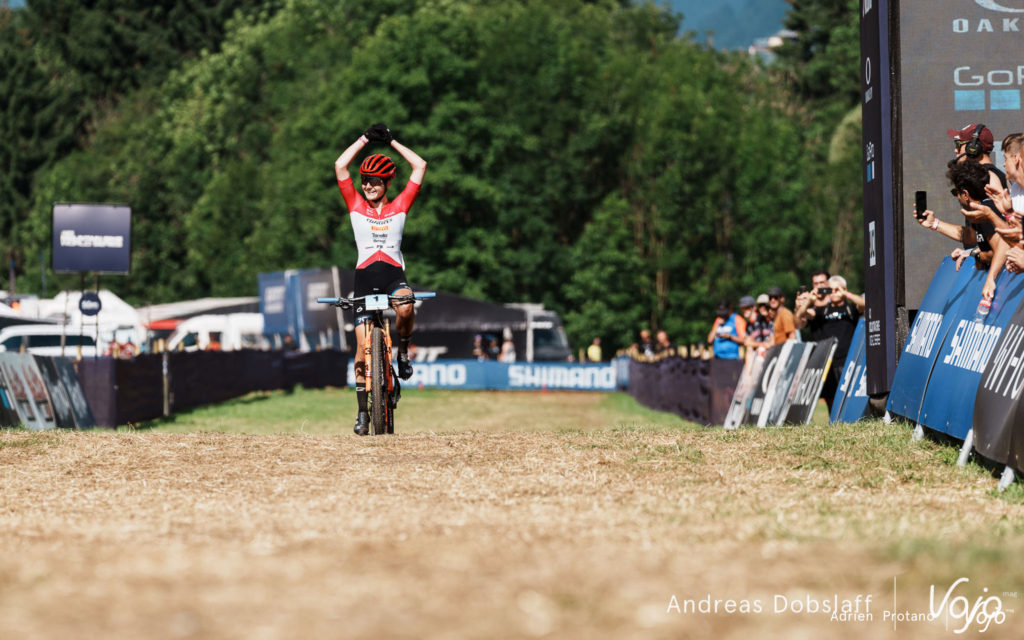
[{"xmin": 317, "ymin": 291, "xmax": 434, "ymax": 435}]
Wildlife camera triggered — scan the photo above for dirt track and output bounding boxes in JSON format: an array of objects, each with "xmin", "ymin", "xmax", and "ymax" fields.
[{"xmin": 1, "ymin": 427, "xmax": 1022, "ymax": 639}]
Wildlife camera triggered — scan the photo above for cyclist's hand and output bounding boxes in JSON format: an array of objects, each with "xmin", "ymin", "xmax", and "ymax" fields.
[{"xmin": 365, "ymin": 123, "xmax": 393, "ymax": 143}]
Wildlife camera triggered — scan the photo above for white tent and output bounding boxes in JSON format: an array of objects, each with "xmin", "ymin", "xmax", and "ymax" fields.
[{"xmin": 16, "ymin": 290, "xmax": 145, "ymax": 346}]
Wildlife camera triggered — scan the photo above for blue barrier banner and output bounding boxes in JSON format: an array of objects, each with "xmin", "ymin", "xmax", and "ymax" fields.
[
  {"xmin": 918, "ymin": 268, "xmax": 1024, "ymax": 441},
  {"xmin": 347, "ymin": 359, "xmax": 617, "ymax": 391},
  {"xmin": 887, "ymin": 257, "xmax": 977, "ymax": 422},
  {"xmin": 830, "ymin": 319, "xmax": 869, "ymax": 424},
  {"xmin": 259, "ymin": 271, "xmax": 289, "ymax": 335}
]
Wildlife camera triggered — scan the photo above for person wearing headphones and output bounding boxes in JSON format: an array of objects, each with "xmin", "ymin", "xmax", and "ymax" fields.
[
  {"xmin": 335, "ymin": 124, "xmax": 427, "ymax": 435},
  {"xmin": 949, "ymin": 124, "xmax": 1009, "ymax": 230}
]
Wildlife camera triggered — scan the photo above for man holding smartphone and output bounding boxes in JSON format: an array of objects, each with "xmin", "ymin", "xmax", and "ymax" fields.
[
  {"xmin": 915, "ymin": 161, "xmax": 1008, "ymax": 300},
  {"xmin": 794, "ymin": 270, "xmax": 831, "ymax": 336},
  {"xmin": 802, "ymin": 275, "xmax": 865, "ymax": 413}
]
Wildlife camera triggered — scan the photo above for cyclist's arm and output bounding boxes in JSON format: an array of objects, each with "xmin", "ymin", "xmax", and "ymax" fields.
[
  {"xmin": 335, "ymin": 135, "xmax": 370, "ymax": 182},
  {"xmin": 390, "ymin": 139, "xmax": 427, "ymax": 185}
]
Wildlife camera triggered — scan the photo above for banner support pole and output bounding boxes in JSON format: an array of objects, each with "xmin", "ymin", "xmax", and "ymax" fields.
[
  {"xmin": 998, "ymin": 467, "xmax": 1016, "ymax": 492},
  {"xmin": 956, "ymin": 428, "xmax": 974, "ymax": 467},
  {"xmin": 912, "ymin": 423, "xmax": 924, "ymax": 441}
]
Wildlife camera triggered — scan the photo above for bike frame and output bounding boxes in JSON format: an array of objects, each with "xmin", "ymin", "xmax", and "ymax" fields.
[{"xmin": 317, "ymin": 291, "xmax": 435, "ymax": 434}]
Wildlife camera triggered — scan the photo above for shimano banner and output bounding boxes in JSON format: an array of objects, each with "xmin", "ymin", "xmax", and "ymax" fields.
[
  {"xmin": 348, "ymin": 360, "xmax": 617, "ymax": 392},
  {"xmin": 918, "ymin": 268, "xmax": 1024, "ymax": 441},
  {"xmin": 52, "ymin": 203, "xmax": 131, "ymax": 274},
  {"xmin": 830, "ymin": 319, "xmax": 870, "ymax": 424},
  {"xmin": 887, "ymin": 257, "xmax": 977, "ymax": 422}
]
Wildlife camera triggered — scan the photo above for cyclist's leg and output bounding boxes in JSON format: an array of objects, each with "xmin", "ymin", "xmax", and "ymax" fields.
[{"xmin": 391, "ymin": 283, "xmax": 415, "ymax": 380}]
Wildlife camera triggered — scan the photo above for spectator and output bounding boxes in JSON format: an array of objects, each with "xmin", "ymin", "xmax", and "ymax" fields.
[
  {"xmin": 995, "ymin": 133, "xmax": 1024, "ymax": 272},
  {"xmin": 793, "ymin": 270, "xmax": 831, "ymax": 336},
  {"xmin": 472, "ymin": 334, "xmax": 488, "ymax": 360},
  {"xmin": 635, "ymin": 329, "xmax": 656, "ymax": 357},
  {"xmin": 586, "ymin": 337, "xmax": 602, "ymax": 362},
  {"xmin": 656, "ymin": 330, "xmax": 675, "ymax": 355},
  {"xmin": 768, "ymin": 286, "xmax": 797, "ymax": 344},
  {"xmin": 707, "ymin": 299, "xmax": 746, "ymax": 359},
  {"xmin": 916, "ymin": 160, "xmax": 1009, "ymax": 300},
  {"xmin": 282, "ymin": 334, "xmax": 299, "ymax": 351},
  {"xmin": 486, "ymin": 335, "xmax": 501, "ymax": 360},
  {"xmin": 948, "ymin": 124, "xmax": 1008, "ymax": 194},
  {"xmin": 499, "ymin": 328, "xmax": 516, "ymax": 363},
  {"xmin": 740, "ymin": 295, "xmax": 773, "ymax": 353},
  {"xmin": 803, "ymin": 275, "xmax": 864, "ymax": 413}
]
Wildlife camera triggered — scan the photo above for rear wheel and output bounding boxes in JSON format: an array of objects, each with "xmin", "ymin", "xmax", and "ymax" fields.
[{"xmin": 369, "ymin": 326, "xmax": 389, "ymax": 435}]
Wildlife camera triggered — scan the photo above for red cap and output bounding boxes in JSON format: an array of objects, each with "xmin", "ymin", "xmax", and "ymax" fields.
[{"xmin": 947, "ymin": 124, "xmax": 994, "ymax": 153}]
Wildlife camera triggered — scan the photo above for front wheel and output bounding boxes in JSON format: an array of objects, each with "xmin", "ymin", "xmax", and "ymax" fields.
[{"xmin": 369, "ymin": 325, "xmax": 389, "ymax": 435}]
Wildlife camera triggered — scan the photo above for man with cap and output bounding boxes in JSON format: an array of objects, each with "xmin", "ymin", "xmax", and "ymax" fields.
[
  {"xmin": 948, "ymin": 124, "xmax": 1008, "ymax": 197},
  {"xmin": 767, "ymin": 286, "xmax": 796, "ymax": 345}
]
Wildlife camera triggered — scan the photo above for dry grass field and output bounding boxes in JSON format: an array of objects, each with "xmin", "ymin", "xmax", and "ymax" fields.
[{"xmin": 1, "ymin": 389, "xmax": 1023, "ymax": 639}]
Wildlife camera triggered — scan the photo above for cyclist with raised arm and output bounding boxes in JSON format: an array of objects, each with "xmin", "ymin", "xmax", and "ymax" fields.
[{"xmin": 335, "ymin": 123, "xmax": 427, "ymax": 435}]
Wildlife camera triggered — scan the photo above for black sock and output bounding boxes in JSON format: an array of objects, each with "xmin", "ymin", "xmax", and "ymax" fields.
[
  {"xmin": 399, "ymin": 334, "xmax": 411, "ymax": 354},
  {"xmin": 356, "ymin": 386, "xmax": 367, "ymax": 413}
]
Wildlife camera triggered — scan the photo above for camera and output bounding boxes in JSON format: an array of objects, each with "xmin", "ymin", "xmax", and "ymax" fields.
[{"xmin": 817, "ymin": 287, "xmax": 832, "ymax": 295}]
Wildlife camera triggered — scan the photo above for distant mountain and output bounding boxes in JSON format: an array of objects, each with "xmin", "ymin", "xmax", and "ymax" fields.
[{"xmin": 667, "ymin": 0, "xmax": 790, "ymax": 50}]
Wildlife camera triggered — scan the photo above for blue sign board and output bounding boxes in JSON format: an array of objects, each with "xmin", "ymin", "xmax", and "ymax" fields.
[
  {"xmin": 52, "ymin": 203, "xmax": 132, "ymax": 274},
  {"xmin": 918, "ymin": 268, "xmax": 1024, "ymax": 441},
  {"xmin": 347, "ymin": 360, "xmax": 617, "ymax": 392},
  {"xmin": 887, "ymin": 257, "xmax": 978, "ymax": 422},
  {"xmin": 830, "ymin": 319, "xmax": 870, "ymax": 424},
  {"xmin": 258, "ymin": 272, "xmax": 289, "ymax": 335}
]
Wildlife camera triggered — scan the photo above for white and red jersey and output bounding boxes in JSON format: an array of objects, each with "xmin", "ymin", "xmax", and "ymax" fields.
[{"xmin": 338, "ymin": 177, "xmax": 420, "ymax": 269}]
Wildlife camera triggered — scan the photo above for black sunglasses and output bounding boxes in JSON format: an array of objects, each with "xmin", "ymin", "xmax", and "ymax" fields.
[{"xmin": 362, "ymin": 176, "xmax": 386, "ymax": 187}]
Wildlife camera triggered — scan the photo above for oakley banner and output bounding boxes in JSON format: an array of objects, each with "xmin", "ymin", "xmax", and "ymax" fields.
[
  {"xmin": 747, "ymin": 343, "xmax": 790, "ymax": 428},
  {"xmin": 785, "ymin": 339, "xmax": 838, "ymax": 426},
  {"xmin": 918, "ymin": 267, "xmax": 1024, "ymax": 441},
  {"xmin": 830, "ymin": 319, "xmax": 871, "ymax": 424},
  {"xmin": 887, "ymin": 257, "xmax": 977, "ymax": 422},
  {"xmin": 52, "ymin": 203, "xmax": 131, "ymax": 274}
]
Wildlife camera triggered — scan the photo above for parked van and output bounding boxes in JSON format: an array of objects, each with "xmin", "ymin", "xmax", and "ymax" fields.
[
  {"xmin": 165, "ymin": 313, "xmax": 265, "ymax": 352},
  {"xmin": 0, "ymin": 324, "xmax": 99, "ymax": 358}
]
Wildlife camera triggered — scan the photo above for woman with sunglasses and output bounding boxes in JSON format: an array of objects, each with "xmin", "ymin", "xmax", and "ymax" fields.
[{"xmin": 335, "ymin": 123, "xmax": 427, "ymax": 435}]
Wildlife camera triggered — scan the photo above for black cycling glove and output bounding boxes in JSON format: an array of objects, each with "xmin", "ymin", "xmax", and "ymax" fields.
[{"xmin": 364, "ymin": 123, "xmax": 393, "ymax": 143}]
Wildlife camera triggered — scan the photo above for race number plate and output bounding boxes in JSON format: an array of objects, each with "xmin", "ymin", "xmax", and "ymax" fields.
[{"xmin": 364, "ymin": 294, "xmax": 390, "ymax": 311}]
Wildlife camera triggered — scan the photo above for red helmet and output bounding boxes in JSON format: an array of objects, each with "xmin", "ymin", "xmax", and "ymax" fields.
[{"xmin": 359, "ymin": 154, "xmax": 397, "ymax": 179}]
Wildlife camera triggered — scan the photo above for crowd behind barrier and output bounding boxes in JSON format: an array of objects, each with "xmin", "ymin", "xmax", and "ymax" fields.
[{"xmin": 76, "ymin": 349, "xmax": 348, "ymax": 428}]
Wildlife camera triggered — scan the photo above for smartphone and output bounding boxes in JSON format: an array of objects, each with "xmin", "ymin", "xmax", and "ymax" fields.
[{"xmin": 914, "ymin": 191, "xmax": 927, "ymax": 219}]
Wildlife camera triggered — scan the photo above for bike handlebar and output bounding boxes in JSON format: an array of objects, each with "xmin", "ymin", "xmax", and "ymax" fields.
[{"xmin": 316, "ymin": 292, "xmax": 435, "ymax": 307}]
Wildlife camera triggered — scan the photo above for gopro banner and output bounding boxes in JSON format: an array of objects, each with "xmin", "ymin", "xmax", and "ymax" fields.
[
  {"xmin": 918, "ymin": 268, "xmax": 1024, "ymax": 441},
  {"xmin": 860, "ymin": 0, "xmax": 897, "ymax": 395},
  {"xmin": 830, "ymin": 319, "xmax": 870, "ymax": 424},
  {"xmin": 347, "ymin": 359, "xmax": 617, "ymax": 391},
  {"xmin": 887, "ymin": 257, "xmax": 978, "ymax": 422},
  {"xmin": 52, "ymin": 204, "xmax": 131, "ymax": 274},
  {"xmin": 785, "ymin": 338, "xmax": 838, "ymax": 426}
]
